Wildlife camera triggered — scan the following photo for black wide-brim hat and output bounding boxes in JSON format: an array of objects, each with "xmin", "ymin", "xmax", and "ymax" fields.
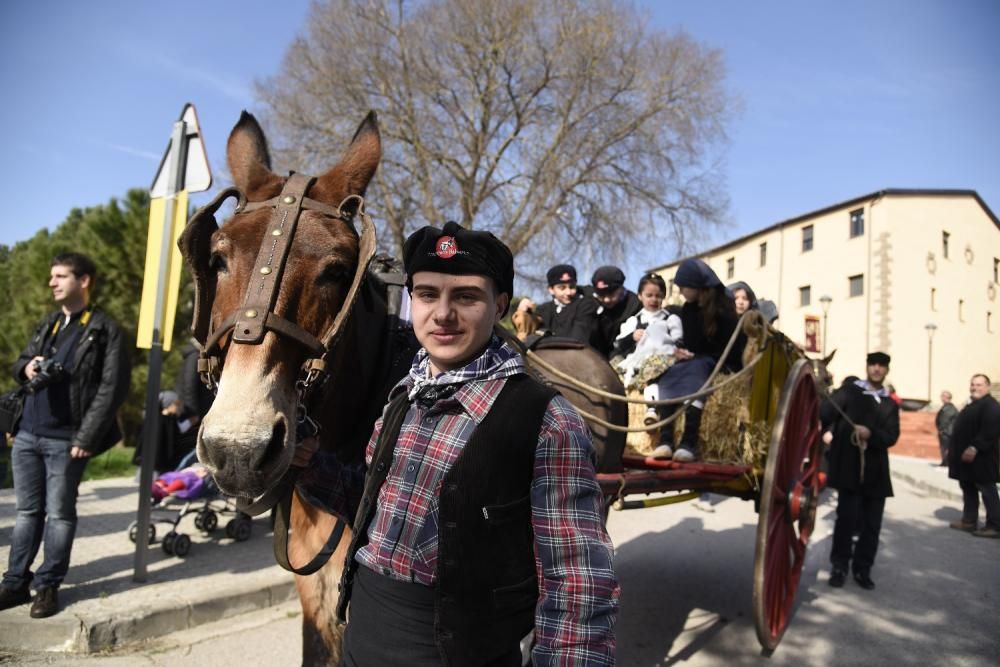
[{"xmin": 403, "ymin": 220, "xmax": 515, "ymax": 310}]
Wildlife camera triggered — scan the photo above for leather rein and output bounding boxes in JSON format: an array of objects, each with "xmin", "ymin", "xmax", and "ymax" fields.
[{"xmin": 179, "ymin": 173, "xmax": 378, "ymax": 575}]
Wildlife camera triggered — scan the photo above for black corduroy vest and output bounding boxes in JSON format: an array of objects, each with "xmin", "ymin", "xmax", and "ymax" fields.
[{"xmin": 336, "ymin": 374, "xmax": 556, "ymax": 666}]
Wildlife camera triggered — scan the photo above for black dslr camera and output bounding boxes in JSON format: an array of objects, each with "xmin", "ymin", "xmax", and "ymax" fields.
[{"xmin": 25, "ymin": 359, "xmax": 68, "ymax": 394}]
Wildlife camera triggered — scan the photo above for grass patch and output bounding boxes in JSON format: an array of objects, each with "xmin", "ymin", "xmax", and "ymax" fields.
[{"xmin": 83, "ymin": 444, "xmax": 137, "ymax": 481}]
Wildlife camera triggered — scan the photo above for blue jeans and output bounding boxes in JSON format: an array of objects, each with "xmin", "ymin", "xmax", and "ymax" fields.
[{"xmin": 3, "ymin": 432, "xmax": 87, "ymax": 589}]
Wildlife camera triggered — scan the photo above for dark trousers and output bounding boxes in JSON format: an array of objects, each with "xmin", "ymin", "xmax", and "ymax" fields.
[
  {"xmin": 3, "ymin": 431, "xmax": 87, "ymax": 590},
  {"xmin": 830, "ymin": 489, "xmax": 886, "ymax": 574},
  {"xmin": 960, "ymin": 479, "xmax": 1000, "ymax": 530},
  {"xmin": 340, "ymin": 567, "xmax": 522, "ymax": 667}
]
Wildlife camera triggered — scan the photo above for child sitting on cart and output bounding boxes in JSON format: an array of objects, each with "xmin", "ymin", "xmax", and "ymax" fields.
[
  {"xmin": 650, "ymin": 259, "xmax": 744, "ymax": 462},
  {"xmin": 614, "ymin": 273, "xmax": 683, "ymax": 425}
]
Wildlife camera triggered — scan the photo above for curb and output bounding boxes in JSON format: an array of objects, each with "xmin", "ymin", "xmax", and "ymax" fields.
[
  {"xmin": 889, "ymin": 468, "xmax": 962, "ymax": 504},
  {"xmin": 0, "ymin": 573, "xmax": 296, "ymax": 654}
]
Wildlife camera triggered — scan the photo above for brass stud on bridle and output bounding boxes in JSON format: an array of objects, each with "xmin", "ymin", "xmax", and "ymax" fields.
[{"xmin": 260, "ymin": 266, "xmax": 272, "ymax": 275}]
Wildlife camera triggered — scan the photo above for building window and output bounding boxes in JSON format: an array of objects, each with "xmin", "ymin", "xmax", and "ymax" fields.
[
  {"xmin": 666, "ymin": 279, "xmax": 674, "ymax": 297},
  {"xmin": 849, "ymin": 274, "xmax": 864, "ymax": 297},
  {"xmin": 989, "ymin": 311, "xmax": 994, "ymax": 333},
  {"xmin": 760, "ymin": 242, "xmax": 767, "ymax": 267},
  {"xmin": 959, "ymin": 299, "xmax": 964, "ymax": 322},
  {"xmin": 930, "ymin": 287, "xmax": 936, "ymax": 311},
  {"xmin": 802, "ymin": 225, "xmax": 814, "ymax": 252},
  {"xmin": 942, "ymin": 231, "xmax": 950, "ymax": 259},
  {"xmin": 849, "ymin": 208, "xmax": 864, "ymax": 237},
  {"xmin": 726, "ymin": 257, "xmax": 735, "ymax": 279},
  {"xmin": 994, "ymin": 257, "xmax": 998, "ymax": 283},
  {"xmin": 799, "ymin": 285, "xmax": 811, "ymax": 307}
]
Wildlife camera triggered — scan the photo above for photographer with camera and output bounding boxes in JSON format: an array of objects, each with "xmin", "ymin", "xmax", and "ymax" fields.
[{"xmin": 0, "ymin": 253, "xmax": 130, "ymax": 618}]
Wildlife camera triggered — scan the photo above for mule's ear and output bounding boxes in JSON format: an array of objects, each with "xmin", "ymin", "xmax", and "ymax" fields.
[
  {"xmin": 311, "ymin": 111, "xmax": 382, "ymax": 207},
  {"xmin": 823, "ymin": 349, "xmax": 837, "ymax": 365},
  {"xmin": 227, "ymin": 111, "xmax": 277, "ymax": 195}
]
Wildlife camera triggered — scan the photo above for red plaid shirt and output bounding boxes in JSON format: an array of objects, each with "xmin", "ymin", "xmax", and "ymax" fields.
[{"xmin": 299, "ymin": 338, "xmax": 619, "ymax": 665}]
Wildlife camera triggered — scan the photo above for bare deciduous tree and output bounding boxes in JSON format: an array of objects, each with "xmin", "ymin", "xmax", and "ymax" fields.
[{"xmin": 256, "ymin": 0, "xmax": 733, "ymax": 281}]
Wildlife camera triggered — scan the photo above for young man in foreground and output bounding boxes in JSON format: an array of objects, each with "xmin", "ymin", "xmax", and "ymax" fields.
[{"xmin": 301, "ymin": 221, "xmax": 619, "ymax": 666}]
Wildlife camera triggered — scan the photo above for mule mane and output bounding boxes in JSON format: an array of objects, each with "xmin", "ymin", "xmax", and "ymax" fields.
[{"xmin": 313, "ymin": 256, "xmax": 415, "ymax": 463}]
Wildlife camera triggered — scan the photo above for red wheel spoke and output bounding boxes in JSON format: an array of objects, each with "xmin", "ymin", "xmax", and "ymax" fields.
[
  {"xmin": 790, "ymin": 533, "xmax": 805, "ymax": 562},
  {"xmin": 754, "ymin": 358, "xmax": 821, "ymax": 652}
]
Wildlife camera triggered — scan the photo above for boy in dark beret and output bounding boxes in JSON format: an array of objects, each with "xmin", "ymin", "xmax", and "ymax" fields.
[
  {"xmin": 517, "ymin": 264, "xmax": 599, "ymax": 344},
  {"xmin": 583, "ymin": 265, "xmax": 641, "ymax": 359},
  {"xmin": 821, "ymin": 351, "xmax": 899, "ymax": 591},
  {"xmin": 300, "ymin": 221, "xmax": 619, "ymax": 666}
]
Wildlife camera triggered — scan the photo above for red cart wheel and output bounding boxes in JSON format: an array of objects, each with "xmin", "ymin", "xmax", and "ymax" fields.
[{"xmin": 752, "ymin": 358, "xmax": 822, "ymax": 652}]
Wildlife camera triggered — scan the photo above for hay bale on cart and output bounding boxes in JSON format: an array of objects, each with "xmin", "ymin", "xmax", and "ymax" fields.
[{"xmin": 623, "ymin": 314, "xmax": 773, "ymax": 468}]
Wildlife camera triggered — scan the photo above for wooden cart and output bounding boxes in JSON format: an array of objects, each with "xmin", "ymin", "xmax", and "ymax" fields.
[{"xmin": 594, "ymin": 331, "xmax": 823, "ymax": 652}]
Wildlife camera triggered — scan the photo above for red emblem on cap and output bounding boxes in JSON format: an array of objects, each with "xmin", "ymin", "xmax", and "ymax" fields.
[
  {"xmin": 596, "ymin": 280, "xmax": 608, "ymax": 289},
  {"xmin": 435, "ymin": 236, "xmax": 458, "ymax": 259},
  {"xmin": 560, "ymin": 272, "xmax": 571, "ymax": 282}
]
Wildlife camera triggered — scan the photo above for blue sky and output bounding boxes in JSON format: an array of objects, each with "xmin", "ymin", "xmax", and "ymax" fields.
[{"xmin": 1, "ymin": 0, "xmax": 998, "ymax": 290}]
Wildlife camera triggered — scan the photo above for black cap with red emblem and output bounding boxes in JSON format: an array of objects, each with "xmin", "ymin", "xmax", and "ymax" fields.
[
  {"xmin": 591, "ymin": 265, "xmax": 626, "ymax": 295},
  {"xmin": 403, "ymin": 220, "xmax": 515, "ymax": 304},
  {"xmin": 546, "ymin": 264, "xmax": 577, "ymax": 286}
]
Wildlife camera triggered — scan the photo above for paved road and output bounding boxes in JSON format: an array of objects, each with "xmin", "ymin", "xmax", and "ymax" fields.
[{"xmin": 7, "ymin": 478, "xmax": 998, "ymax": 666}]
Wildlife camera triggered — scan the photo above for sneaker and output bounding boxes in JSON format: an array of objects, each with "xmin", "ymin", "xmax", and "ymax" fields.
[
  {"xmin": 29, "ymin": 587, "xmax": 59, "ymax": 619},
  {"xmin": 0, "ymin": 585, "xmax": 31, "ymax": 611},
  {"xmin": 693, "ymin": 498, "xmax": 715, "ymax": 513},
  {"xmin": 949, "ymin": 520, "xmax": 978, "ymax": 533},
  {"xmin": 643, "ymin": 408, "xmax": 659, "ymax": 426},
  {"xmin": 853, "ymin": 570, "xmax": 875, "ymax": 590},
  {"xmin": 828, "ymin": 568, "xmax": 846, "ymax": 588},
  {"xmin": 672, "ymin": 447, "xmax": 696, "ymax": 463},
  {"xmin": 971, "ymin": 527, "xmax": 1000, "ymax": 539},
  {"xmin": 651, "ymin": 444, "xmax": 673, "ymax": 459}
]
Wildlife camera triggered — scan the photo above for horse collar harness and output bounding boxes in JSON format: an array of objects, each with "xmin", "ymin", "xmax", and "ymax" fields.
[{"xmin": 180, "ymin": 173, "xmax": 379, "ymax": 431}]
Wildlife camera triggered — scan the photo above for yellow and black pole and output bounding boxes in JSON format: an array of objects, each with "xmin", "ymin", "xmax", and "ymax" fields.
[{"xmin": 133, "ymin": 104, "xmax": 211, "ymax": 582}]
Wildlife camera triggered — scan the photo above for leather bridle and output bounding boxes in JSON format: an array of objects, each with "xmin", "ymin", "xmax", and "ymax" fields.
[
  {"xmin": 181, "ymin": 173, "xmax": 377, "ymax": 412},
  {"xmin": 177, "ymin": 173, "xmax": 378, "ymax": 574}
]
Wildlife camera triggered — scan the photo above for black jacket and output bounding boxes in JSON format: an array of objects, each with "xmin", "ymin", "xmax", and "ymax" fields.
[
  {"xmin": 948, "ymin": 395, "xmax": 1000, "ymax": 485},
  {"xmin": 584, "ymin": 288, "xmax": 641, "ymax": 358},
  {"xmin": 678, "ymin": 300, "xmax": 744, "ymax": 372},
  {"xmin": 13, "ymin": 307, "xmax": 131, "ymax": 455},
  {"xmin": 535, "ymin": 295, "xmax": 599, "ymax": 345},
  {"xmin": 821, "ymin": 381, "xmax": 900, "ymax": 496}
]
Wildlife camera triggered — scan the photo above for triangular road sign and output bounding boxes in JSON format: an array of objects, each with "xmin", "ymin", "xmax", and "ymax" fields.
[{"xmin": 150, "ymin": 103, "xmax": 212, "ymax": 196}]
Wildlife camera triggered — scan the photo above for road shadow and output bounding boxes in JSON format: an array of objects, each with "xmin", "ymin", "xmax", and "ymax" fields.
[{"xmin": 611, "ymin": 489, "xmax": 1000, "ymax": 666}]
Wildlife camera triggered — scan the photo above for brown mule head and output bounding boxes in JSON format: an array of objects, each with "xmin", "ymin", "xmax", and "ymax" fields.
[{"xmin": 195, "ymin": 111, "xmax": 381, "ymax": 498}]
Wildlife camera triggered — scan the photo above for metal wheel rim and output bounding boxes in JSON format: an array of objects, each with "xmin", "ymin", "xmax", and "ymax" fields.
[{"xmin": 752, "ymin": 358, "xmax": 821, "ymax": 651}]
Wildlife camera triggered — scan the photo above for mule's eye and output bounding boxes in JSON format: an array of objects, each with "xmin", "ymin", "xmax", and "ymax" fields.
[
  {"xmin": 208, "ymin": 253, "xmax": 228, "ymax": 273},
  {"xmin": 319, "ymin": 262, "xmax": 348, "ymax": 285}
]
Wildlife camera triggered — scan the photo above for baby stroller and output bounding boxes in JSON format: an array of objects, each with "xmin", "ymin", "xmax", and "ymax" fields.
[{"xmin": 127, "ymin": 450, "xmax": 253, "ymax": 557}]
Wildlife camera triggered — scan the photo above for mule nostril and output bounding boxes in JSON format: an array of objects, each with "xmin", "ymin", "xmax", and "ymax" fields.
[{"xmin": 252, "ymin": 419, "xmax": 287, "ymax": 472}]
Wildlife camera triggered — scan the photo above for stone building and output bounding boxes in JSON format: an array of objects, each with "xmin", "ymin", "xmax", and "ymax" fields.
[{"xmin": 650, "ymin": 189, "xmax": 999, "ymax": 403}]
